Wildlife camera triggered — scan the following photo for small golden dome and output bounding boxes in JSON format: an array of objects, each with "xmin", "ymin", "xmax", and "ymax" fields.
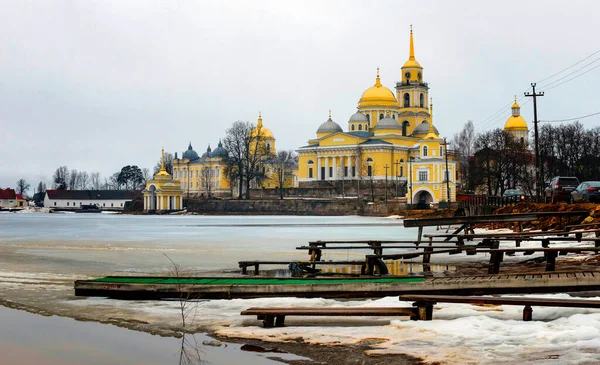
[
  {"xmin": 358, "ymin": 68, "xmax": 397, "ymax": 107},
  {"xmin": 250, "ymin": 112, "xmax": 274, "ymax": 139},
  {"xmin": 504, "ymin": 115, "xmax": 528, "ymax": 131},
  {"xmin": 504, "ymin": 96, "xmax": 528, "ymax": 131},
  {"xmin": 402, "ymin": 59, "xmax": 422, "ymax": 69}
]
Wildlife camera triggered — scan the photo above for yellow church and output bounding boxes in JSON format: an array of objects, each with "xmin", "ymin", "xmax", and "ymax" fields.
[
  {"xmin": 172, "ymin": 113, "xmax": 298, "ymax": 197},
  {"xmin": 297, "ymin": 26, "xmax": 456, "ymax": 205}
]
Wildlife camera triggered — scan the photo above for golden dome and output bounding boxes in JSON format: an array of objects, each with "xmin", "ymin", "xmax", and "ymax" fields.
[
  {"xmin": 504, "ymin": 115, "xmax": 528, "ymax": 131},
  {"xmin": 504, "ymin": 97, "xmax": 528, "ymax": 131},
  {"xmin": 250, "ymin": 112, "xmax": 274, "ymax": 139},
  {"xmin": 358, "ymin": 68, "xmax": 397, "ymax": 107}
]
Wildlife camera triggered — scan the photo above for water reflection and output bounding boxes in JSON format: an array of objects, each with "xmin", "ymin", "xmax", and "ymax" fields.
[
  {"xmin": 179, "ymin": 334, "xmax": 203, "ymax": 365},
  {"xmin": 320, "ymin": 260, "xmax": 456, "ymax": 276}
]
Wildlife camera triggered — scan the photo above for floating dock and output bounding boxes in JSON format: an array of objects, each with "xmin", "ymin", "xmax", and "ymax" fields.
[{"xmin": 74, "ymin": 271, "xmax": 600, "ymax": 300}]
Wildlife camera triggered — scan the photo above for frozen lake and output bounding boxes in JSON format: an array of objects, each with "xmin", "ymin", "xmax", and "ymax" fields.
[{"xmin": 0, "ymin": 213, "xmax": 429, "ymax": 275}]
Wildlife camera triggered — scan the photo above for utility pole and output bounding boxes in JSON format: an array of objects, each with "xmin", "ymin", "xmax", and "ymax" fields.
[
  {"xmin": 384, "ymin": 164, "xmax": 390, "ymax": 202},
  {"xmin": 444, "ymin": 137, "xmax": 451, "ymax": 204},
  {"xmin": 525, "ymin": 83, "xmax": 544, "ymax": 201}
]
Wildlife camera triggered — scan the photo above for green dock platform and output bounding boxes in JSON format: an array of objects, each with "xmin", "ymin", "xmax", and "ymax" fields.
[{"xmin": 74, "ymin": 271, "xmax": 600, "ymax": 300}]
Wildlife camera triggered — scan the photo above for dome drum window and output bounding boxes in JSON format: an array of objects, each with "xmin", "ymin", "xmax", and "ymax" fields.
[
  {"xmin": 423, "ymin": 146, "xmax": 428, "ymax": 157},
  {"xmin": 403, "ymin": 93, "xmax": 410, "ymax": 107}
]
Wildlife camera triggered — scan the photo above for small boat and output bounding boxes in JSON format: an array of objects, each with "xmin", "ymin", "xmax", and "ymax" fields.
[{"xmin": 76, "ymin": 204, "xmax": 102, "ymax": 213}]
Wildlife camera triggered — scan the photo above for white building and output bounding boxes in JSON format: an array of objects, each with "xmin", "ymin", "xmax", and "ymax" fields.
[{"xmin": 44, "ymin": 190, "xmax": 139, "ymax": 210}]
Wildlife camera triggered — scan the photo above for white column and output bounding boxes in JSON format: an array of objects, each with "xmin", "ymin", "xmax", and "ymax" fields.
[
  {"xmin": 355, "ymin": 155, "xmax": 360, "ymax": 178},
  {"xmin": 144, "ymin": 196, "xmax": 147, "ymax": 210},
  {"xmin": 180, "ymin": 196, "xmax": 183, "ymax": 209},
  {"xmin": 317, "ymin": 157, "xmax": 321, "ymax": 180},
  {"xmin": 332, "ymin": 156, "xmax": 337, "ymax": 180},
  {"xmin": 347, "ymin": 155, "xmax": 351, "ymax": 177},
  {"xmin": 325, "ymin": 157, "xmax": 329, "ymax": 180}
]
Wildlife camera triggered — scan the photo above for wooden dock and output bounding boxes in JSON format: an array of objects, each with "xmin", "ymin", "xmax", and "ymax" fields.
[{"xmin": 74, "ymin": 271, "xmax": 600, "ymax": 300}]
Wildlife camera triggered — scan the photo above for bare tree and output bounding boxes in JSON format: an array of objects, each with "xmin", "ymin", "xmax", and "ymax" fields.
[
  {"xmin": 69, "ymin": 169, "xmax": 79, "ymax": 190},
  {"xmin": 36, "ymin": 181, "xmax": 46, "ymax": 194},
  {"xmin": 90, "ymin": 172, "xmax": 101, "ymax": 190},
  {"xmin": 452, "ymin": 120, "xmax": 475, "ymax": 192},
  {"xmin": 223, "ymin": 121, "xmax": 271, "ymax": 199},
  {"xmin": 141, "ymin": 168, "xmax": 151, "ymax": 182},
  {"xmin": 269, "ymin": 150, "xmax": 297, "ymax": 200},
  {"xmin": 154, "ymin": 152, "xmax": 174, "ymax": 175},
  {"xmin": 79, "ymin": 171, "xmax": 89, "ymax": 190},
  {"xmin": 53, "ymin": 166, "xmax": 69, "ymax": 190},
  {"xmin": 16, "ymin": 179, "xmax": 30, "ymax": 196},
  {"xmin": 200, "ymin": 166, "xmax": 213, "ymax": 197}
]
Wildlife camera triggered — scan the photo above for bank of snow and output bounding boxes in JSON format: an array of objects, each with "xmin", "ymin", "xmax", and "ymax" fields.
[{"xmin": 67, "ymin": 293, "xmax": 600, "ymax": 365}]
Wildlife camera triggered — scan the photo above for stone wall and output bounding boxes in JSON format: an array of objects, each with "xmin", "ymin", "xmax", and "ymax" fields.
[
  {"xmin": 251, "ymin": 179, "xmax": 408, "ymax": 200},
  {"xmin": 184, "ymin": 198, "xmax": 407, "ymax": 216}
]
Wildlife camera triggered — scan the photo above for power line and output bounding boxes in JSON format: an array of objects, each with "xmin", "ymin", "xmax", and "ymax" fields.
[
  {"xmin": 477, "ymin": 97, "xmax": 531, "ymax": 132},
  {"xmin": 538, "ymin": 55, "xmax": 600, "ymax": 89},
  {"xmin": 540, "ymin": 110, "xmax": 600, "ymax": 123},
  {"xmin": 536, "ymin": 48, "xmax": 600, "ymax": 84},
  {"xmin": 544, "ymin": 62, "xmax": 600, "ymax": 92}
]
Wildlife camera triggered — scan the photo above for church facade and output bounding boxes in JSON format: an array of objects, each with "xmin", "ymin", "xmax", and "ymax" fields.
[{"xmin": 297, "ymin": 27, "xmax": 456, "ymax": 204}]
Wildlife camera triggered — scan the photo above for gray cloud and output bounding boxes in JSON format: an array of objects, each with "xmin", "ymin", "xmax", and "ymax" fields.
[{"xmin": 2, "ymin": 0, "xmax": 599, "ymax": 189}]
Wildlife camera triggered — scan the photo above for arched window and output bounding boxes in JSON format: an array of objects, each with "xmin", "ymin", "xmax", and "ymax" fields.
[
  {"xmin": 351, "ymin": 125, "xmax": 355, "ymax": 131},
  {"xmin": 366, "ymin": 157, "xmax": 373, "ymax": 162},
  {"xmin": 420, "ymin": 94, "xmax": 424, "ymax": 108},
  {"xmin": 403, "ymin": 93, "xmax": 410, "ymax": 107},
  {"xmin": 423, "ymin": 146, "xmax": 428, "ymax": 157},
  {"xmin": 266, "ymin": 143, "xmax": 271, "ymax": 152},
  {"xmin": 402, "ymin": 121, "xmax": 410, "ymax": 136},
  {"xmin": 307, "ymin": 160, "xmax": 314, "ymax": 165},
  {"xmin": 440, "ymin": 146, "xmax": 443, "ymax": 157},
  {"xmin": 358, "ymin": 124, "xmax": 363, "ymax": 131},
  {"xmin": 392, "ymin": 115, "xmax": 396, "ymax": 120},
  {"xmin": 366, "ymin": 114, "xmax": 370, "ymax": 122},
  {"xmin": 379, "ymin": 113, "xmax": 384, "ymax": 120},
  {"xmin": 365, "ymin": 124, "xmax": 368, "ymax": 130}
]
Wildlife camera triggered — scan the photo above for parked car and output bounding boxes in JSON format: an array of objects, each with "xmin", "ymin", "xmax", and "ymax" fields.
[
  {"xmin": 545, "ymin": 176, "xmax": 580, "ymax": 203},
  {"xmin": 503, "ymin": 189, "xmax": 526, "ymax": 202},
  {"xmin": 570, "ymin": 181, "xmax": 600, "ymax": 203}
]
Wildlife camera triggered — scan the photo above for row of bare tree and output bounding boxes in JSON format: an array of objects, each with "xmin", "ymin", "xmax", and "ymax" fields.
[{"xmin": 453, "ymin": 121, "xmax": 600, "ymax": 197}]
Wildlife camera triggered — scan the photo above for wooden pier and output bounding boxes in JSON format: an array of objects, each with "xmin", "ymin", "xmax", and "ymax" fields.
[{"xmin": 74, "ymin": 271, "xmax": 600, "ymax": 300}]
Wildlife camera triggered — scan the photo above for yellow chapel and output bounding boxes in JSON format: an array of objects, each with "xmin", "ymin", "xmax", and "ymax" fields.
[
  {"xmin": 297, "ymin": 26, "xmax": 456, "ymax": 205},
  {"xmin": 504, "ymin": 96, "xmax": 529, "ymax": 143},
  {"xmin": 143, "ymin": 148, "xmax": 184, "ymax": 211}
]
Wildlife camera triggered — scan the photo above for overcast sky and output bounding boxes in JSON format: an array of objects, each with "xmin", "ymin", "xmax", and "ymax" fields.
[{"xmin": 2, "ymin": 0, "xmax": 600, "ymax": 191}]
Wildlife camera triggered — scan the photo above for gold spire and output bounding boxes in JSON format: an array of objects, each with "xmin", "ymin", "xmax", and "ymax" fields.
[
  {"xmin": 375, "ymin": 67, "xmax": 382, "ymax": 87},
  {"xmin": 409, "ymin": 24, "xmax": 415, "ymax": 61},
  {"xmin": 258, "ymin": 111, "xmax": 263, "ymax": 128},
  {"xmin": 156, "ymin": 147, "xmax": 170, "ymax": 176}
]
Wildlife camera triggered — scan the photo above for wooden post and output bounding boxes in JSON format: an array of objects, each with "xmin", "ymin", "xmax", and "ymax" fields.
[
  {"xmin": 488, "ymin": 251, "xmax": 504, "ymax": 274},
  {"xmin": 414, "ymin": 301, "xmax": 434, "ymax": 321},
  {"xmin": 275, "ymin": 315, "xmax": 285, "ymax": 327},
  {"xmin": 254, "ymin": 264, "xmax": 260, "ymax": 276},
  {"xmin": 422, "ymin": 247, "xmax": 433, "ymax": 275},
  {"xmin": 263, "ymin": 315, "xmax": 275, "ymax": 328},
  {"xmin": 545, "ymin": 251, "xmax": 557, "ymax": 272},
  {"xmin": 542, "ymin": 239, "xmax": 550, "ymax": 248},
  {"xmin": 523, "ymin": 305, "xmax": 533, "ymax": 321},
  {"xmin": 417, "ymin": 227, "xmax": 423, "ymax": 242}
]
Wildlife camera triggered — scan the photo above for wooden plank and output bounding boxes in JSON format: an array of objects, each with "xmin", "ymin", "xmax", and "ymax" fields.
[
  {"xmin": 399, "ymin": 295, "xmax": 600, "ymax": 308},
  {"xmin": 241, "ymin": 307, "xmax": 418, "ymax": 316}
]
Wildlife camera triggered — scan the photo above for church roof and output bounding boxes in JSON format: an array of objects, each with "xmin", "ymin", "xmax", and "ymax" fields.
[
  {"xmin": 346, "ymin": 131, "xmax": 374, "ymax": 138},
  {"xmin": 360, "ymin": 139, "xmax": 392, "ymax": 145}
]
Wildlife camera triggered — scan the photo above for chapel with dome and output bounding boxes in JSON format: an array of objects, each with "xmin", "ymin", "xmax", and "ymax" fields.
[
  {"xmin": 297, "ymin": 26, "xmax": 457, "ymax": 205},
  {"xmin": 503, "ymin": 97, "xmax": 529, "ymax": 143}
]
